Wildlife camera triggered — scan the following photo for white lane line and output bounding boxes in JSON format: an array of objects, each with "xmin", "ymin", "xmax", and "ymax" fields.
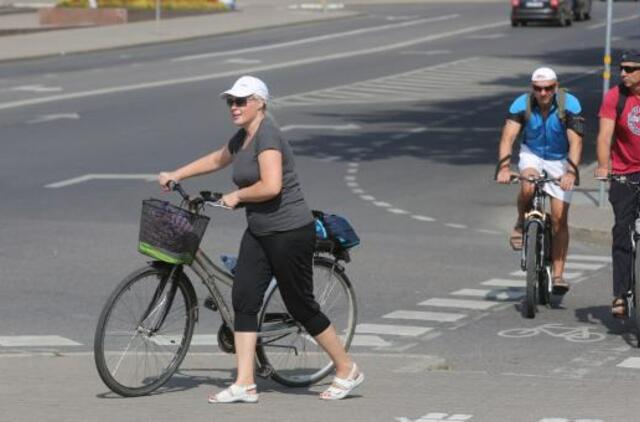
[
  {"xmin": 444, "ymin": 223, "xmax": 467, "ymax": 229},
  {"xmin": 373, "ymin": 201, "xmax": 392, "ymax": 207},
  {"xmin": 383, "ymin": 310, "xmax": 467, "ymax": 322},
  {"xmin": 151, "ymin": 334, "xmax": 218, "ymax": 346},
  {"xmin": 11, "ymin": 84, "xmax": 62, "ymax": 93},
  {"xmin": 509, "ymin": 270, "xmax": 583, "ymax": 280},
  {"xmin": 281, "ymin": 123, "xmax": 361, "ymax": 132},
  {"xmin": 451, "ymin": 288, "xmax": 524, "ymax": 301},
  {"xmin": 388, "ymin": 208, "xmax": 409, "ymax": 214},
  {"xmin": 0, "ymin": 21, "xmax": 508, "ymax": 112},
  {"xmin": 399, "ymin": 49, "xmax": 451, "ymax": 56},
  {"xmin": 224, "ymin": 58, "xmax": 262, "ymax": 64},
  {"xmin": 172, "ymin": 14, "xmax": 460, "ymax": 61},
  {"xmin": 564, "ymin": 262, "xmax": 605, "ymax": 271},
  {"xmin": 418, "ymin": 298, "xmax": 499, "ymax": 310},
  {"xmin": 45, "ymin": 173, "xmax": 157, "ymax": 188},
  {"xmin": 616, "ymin": 357, "xmax": 640, "ymax": 369},
  {"xmin": 474, "ymin": 228, "xmax": 501, "ymax": 235},
  {"xmin": 360, "ymin": 195, "xmax": 375, "ymax": 201},
  {"xmin": 27, "ymin": 113, "xmax": 79, "ymax": 124},
  {"xmin": 0, "ymin": 335, "xmax": 81, "ymax": 347},
  {"xmin": 588, "ymin": 14, "xmax": 640, "ymax": 30},
  {"xmin": 356, "ymin": 323, "xmax": 433, "ymax": 337},
  {"xmin": 466, "ymin": 33, "xmax": 505, "ymax": 39},
  {"xmin": 411, "ymin": 215, "xmax": 436, "ymax": 222},
  {"xmin": 350, "ymin": 334, "xmax": 392, "ymax": 347},
  {"xmin": 481, "ymin": 278, "xmax": 525, "ymax": 288},
  {"xmin": 566, "ymin": 254, "xmax": 612, "ymax": 263}
]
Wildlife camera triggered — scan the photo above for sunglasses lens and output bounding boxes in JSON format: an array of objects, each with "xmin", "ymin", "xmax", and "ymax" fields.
[
  {"xmin": 533, "ymin": 85, "xmax": 554, "ymax": 92},
  {"xmin": 621, "ymin": 66, "xmax": 640, "ymax": 73},
  {"xmin": 226, "ymin": 97, "xmax": 248, "ymax": 107}
]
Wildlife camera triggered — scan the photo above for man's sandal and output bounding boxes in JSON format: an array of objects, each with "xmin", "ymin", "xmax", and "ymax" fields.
[
  {"xmin": 612, "ymin": 298, "xmax": 627, "ymax": 320},
  {"xmin": 320, "ymin": 363, "xmax": 365, "ymax": 401},
  {"xmin": 509, "ymin": 225, "xmax": 524, "ymax": 251},
  {"xmin": 551, "ymin": 277, "xmax": 570, "ymax": 295},
  {"xmin": 208, "ymin": 384, "xmax": 259, "ymax": 404}
]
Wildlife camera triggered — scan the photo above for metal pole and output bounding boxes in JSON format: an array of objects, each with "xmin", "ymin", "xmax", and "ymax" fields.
[
  {"xmin": 155, "ymin": 0, "xmax": 161, "ymax": 33},
  {"xmin": 599, "ymin": 0, "xmax": 614, "ymax": 208}
]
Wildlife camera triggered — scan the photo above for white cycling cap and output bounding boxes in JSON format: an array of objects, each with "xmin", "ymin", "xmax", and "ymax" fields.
[
  {"xmin": 220, "ymin": 76, "xmax": 269, "ymax": 101},
  {"xmin": 531, "ymin": 67, "xmax": 557, "ymax": 82}
]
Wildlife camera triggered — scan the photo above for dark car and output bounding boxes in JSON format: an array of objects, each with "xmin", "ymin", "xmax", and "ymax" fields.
[{"xmin": 511, "ymin": 0, "xmax": 585, "ymax": 27}]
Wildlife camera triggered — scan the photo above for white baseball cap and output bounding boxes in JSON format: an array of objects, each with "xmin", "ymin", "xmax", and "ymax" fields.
[
  {"xmin": 220, "ymin": 76, "xmax": 269, "ymax": 101},
  {"xmin": 531, "ymin": 67, "xmax": 557, "ymax": 82}
]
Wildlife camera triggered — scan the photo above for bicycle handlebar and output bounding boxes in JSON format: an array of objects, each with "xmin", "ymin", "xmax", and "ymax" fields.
[{"xmin": 166, "ymin": 180, "xmax": 230, "ymax": 209}]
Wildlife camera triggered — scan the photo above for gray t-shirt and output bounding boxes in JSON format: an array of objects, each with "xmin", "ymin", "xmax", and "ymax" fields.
[{"xmin": 228, "ymin": 116, "xmax": 313, "ymax": 236}]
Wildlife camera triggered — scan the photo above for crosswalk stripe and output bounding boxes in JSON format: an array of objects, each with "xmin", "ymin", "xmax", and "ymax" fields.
[
  {"xmin": 356, "ymin": 323, "xmax": 432, "ymax": 337},
  {"xmin": 616, "ymin": 357, "xmax": 640, "ymax": 369},
  {"xmin": 451, "ymin": 288, "xmax": 524, "ymax": 301},
  {"xmin": 0, "ymin": 335, "xmax": 82, "ymax": 347},
  {"xmin": 509, "ymin": 270, "xmax": 583, "ymax": 280},
  {"xmin": 564, "ymin": 262, "xmax": 605, "ymax": 271},
  {"xmin": 566, "ymin": 254, "xmax": 612, "ymax": 263},
  {"xmin": 481, "ymin": 278, "xmax": 525, "ymax": 288},
  {"xmin": 383, "ymin": 310, "xmax": 467, "ymax": 322},
  {"xmin": 150, "ymin": 334, "xmax": 218, "ymax": 346},
  {"xmin": 350, "ymin": 334, "xmax": 392, "ymax": 347},
  {"xmin": 418, "ymin": 298, "xmax": 499, "ymax": 310}
]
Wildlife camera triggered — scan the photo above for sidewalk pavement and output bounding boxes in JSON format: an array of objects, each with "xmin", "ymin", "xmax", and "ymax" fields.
[{"xmin": 569, "ymin": 166, "xmax": 613, "ymax": 246}]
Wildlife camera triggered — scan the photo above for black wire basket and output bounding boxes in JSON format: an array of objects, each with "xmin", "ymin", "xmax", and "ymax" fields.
[{"xmin": 138, "ymin": 199, "xmax": 210, "ymax": 264}]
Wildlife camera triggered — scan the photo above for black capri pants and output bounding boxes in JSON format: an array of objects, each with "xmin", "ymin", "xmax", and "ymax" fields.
[{"xmin": 232, "ymin": 222, "xmax": 331, "ymax": 337}]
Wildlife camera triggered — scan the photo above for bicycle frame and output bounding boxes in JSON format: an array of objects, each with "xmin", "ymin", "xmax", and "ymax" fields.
[{"xmin": 520, "ymin": 174, "xmax": 552, "ymax": 276}]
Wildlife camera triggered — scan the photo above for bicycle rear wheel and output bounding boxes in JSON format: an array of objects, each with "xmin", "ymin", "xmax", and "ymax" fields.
[
  {"xmin": 633, "ymin": 244, "xmax": 640, "ymax": 347},
  {"xmin": 94, "ymin": 264, "xmax": 197, "ymax": 397},
  {"xmin": 256, "ymin": 256, "xmax": 357, "ymax": 387},
  {"xmin": 523, "ymin": 223, "xmax": 539, "ymax": 319}
]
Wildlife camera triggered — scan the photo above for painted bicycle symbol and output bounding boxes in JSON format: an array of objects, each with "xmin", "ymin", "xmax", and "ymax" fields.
[{"xmin": 498, "ymin": 323, "xmax": 605, "ymax": 343}]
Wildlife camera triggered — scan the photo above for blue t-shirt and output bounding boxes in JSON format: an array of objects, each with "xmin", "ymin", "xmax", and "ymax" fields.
[{"xmin": 508, "ymin": 92, "xmax": 582, "ymax": 161}]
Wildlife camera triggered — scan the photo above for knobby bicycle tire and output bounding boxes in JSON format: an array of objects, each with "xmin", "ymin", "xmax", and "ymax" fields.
[
  {"xmin": 523, "ymin": 223, "xmax": 539, "ymax": 319},
  {"xmin": 94, "ymin": 264, "xmax": 197, "ymax": 397},
  {"xmin": 256, "ymin": 256, "xmax": 357, "ymax": 387}
]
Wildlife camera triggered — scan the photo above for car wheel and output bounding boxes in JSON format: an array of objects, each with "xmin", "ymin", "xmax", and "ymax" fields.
[{"xmin": 511, "ymin": 20, "xmax": 519, "ymax": 27}]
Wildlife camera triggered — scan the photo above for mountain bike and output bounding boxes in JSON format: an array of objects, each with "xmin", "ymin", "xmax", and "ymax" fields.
[
  {"xmin": 93, "ymin": 182, "xmax": 357, "ymax": 397},
  {"xmin": 512, "ymin": 172, "xmax": 556, "ymax": 319},
  {"xmin": 598, "ymin": 174, "xmax": 640, "ymax": 346}
]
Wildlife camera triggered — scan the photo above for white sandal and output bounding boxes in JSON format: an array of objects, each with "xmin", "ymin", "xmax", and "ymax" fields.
[
  {"xmin": 320, "ymin": 363, "xmax": 364, "ymax": 401},
  {"xmin": 208, "ymin": 384, "xmax": 259, "ymax": 404}
]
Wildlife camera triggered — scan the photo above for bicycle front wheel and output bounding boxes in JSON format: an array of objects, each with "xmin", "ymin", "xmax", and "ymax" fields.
[
  {"xmin": 256, "ymin": 256, "xmax": 357, "ymax": 387},
  {"xmin": 523, "ymin": 223, "xmax": 539, "ymax": 319},
  {"xmin": 633, "ymin": 243, "xmax": 640, "ymax": 347},
  {"xmin": 93, "ymin": 264, "xmax": 197, "ymax": 397}
]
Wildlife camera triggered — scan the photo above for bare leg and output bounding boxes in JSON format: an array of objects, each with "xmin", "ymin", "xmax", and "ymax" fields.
[
  {"xmin": 550, "ymin": 197, "xmax": 570, "ymax": 280},
  {"xmin": 517, "ymin": 168, "xmax": 539, "ymax": 224},
  {"xmin": 234, "ymin": 332, "xmax": 258, "ymax": 388},
  {"xmin": 313, "ymin": 325, "xmax": 354, "ymax": 378}
]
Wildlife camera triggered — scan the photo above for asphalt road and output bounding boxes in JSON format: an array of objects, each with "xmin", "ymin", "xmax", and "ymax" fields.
[{"xmin": 1, "ymin": 2, "xmax": 640, "ymax": 421}]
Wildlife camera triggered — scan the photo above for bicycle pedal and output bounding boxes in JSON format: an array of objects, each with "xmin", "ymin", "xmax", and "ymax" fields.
[
  {"xmin": 203, "ymin": 296, "xmax": 218, "ymax": 311},
  {"xmin": 256, "ymin": 364, "xmax": 273, "ymax": 379}
]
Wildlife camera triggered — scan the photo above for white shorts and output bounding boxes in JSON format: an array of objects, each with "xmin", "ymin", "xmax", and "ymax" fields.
[{"xmin": 518, "ymin": 144, "xmax": 573, "ymax": 204}]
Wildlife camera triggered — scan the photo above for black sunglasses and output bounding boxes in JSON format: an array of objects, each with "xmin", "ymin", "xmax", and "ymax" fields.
[
  {"xmin": 532, "ymin": 84, "xmax": 556, "ymax": 93},
  {"xmin": 620, "ymin": 65, "xmax": 640, "ymax": 74},
  {"xmin": 226, "ymin": 97, "xmax": 250, "ymax": 107}
]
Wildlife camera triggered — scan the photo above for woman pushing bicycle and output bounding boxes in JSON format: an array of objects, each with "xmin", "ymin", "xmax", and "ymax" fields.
[{"xmin": 157, "ymin": 76, "xmax": 363, "ymax": 403}]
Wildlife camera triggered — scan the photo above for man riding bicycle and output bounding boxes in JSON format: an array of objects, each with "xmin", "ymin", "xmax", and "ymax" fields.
[
  {"xmin": 595, "ymin": 50, "xmax": 640, "ymax": 318},
  {"xmin": 496, "ymin": 67, "xmax": 584, "ymax": 295}
]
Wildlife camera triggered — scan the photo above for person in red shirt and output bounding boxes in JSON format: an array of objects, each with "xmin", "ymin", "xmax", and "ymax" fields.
[{"xmin": 595, "ymin": 49, "xmax": 640, "ymax": 318}]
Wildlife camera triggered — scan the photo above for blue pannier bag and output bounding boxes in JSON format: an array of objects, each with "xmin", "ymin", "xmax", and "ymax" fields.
[{"xmin": 312, "ymin": 210, "xmax": 360, "ymax": 250}]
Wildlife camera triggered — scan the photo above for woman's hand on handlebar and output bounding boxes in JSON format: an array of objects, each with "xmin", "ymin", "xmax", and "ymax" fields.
[
  {"xmin": 221, "ymin": 191, "xmax": 241, "ymax": 209},
  {"xmin": 594, "ymin": 167, "xmax": 609, "ymax": 180},
  {"xmin": 158, "ymin": 171, "xmax": 178, "ymax": 191}
]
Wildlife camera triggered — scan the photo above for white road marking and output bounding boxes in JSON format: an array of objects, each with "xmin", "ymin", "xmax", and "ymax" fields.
[
  {"xmin": 151, "ymin": 334, "xmax": 218, "ymax": 346},
  {"xmin": 27, "ymin": 113, "xmax": 79, "ymax": 124},
  {"xmin": 344, "ymin": 175, "xmax": 356, "ymax": 181},
  {"xmin": 350, "ymin": 334, "xmax": 392, "ymax": 347},
  {"xmin": 224, "ymin": 58, "xmax": 262, "ymax": 64},
  {"xmin": 388, "ymin": 208, "xmax": 409, "ymax": 214},
  {"xmin": 466, "ymin": 33, "xmax": 505, "ymax": 40},
  {"xmin": 0, "ymin": 335, "xmax": 81, "ymax": 347},
  {"xmin": 444, "ymin": 223, "xmax": 467, "ymax": 229},
  {"xmin": 45, "ymin": 173, "xmax": 156, "ymax": 188},
  {"xmin": 11, "ymin": 84, "xmax": 62, "ymax": 93},
  {"xmin": 399, "ymin": 49, "xmax": 451, "ymax": 56},
  {"xmin": 451, "ymin": 288, "xmax": 524, "ymax": 301},
  {"xmin": 566, "ymin": 254, "xmax": 612, "ymax": 263},
  {"xmin": 616, "ymin": 357, "xmax": 640, "ymax": 369},
  {"xmin": 281, "ymin": 123, "xmax": 361, "ymax": 132},
  {"xmin": 481, "ymin": 278, "xmax": 525, "ymax": 288},
  {"xmin": 383, "ymin": 310, "xmax": 466, "ymax": 322},
  {"xmin": 411, "ymin": 215, "xmax": 436, "ymax": 222},
  {"xmin": 563, "ymin": 262, "xmax": 605, "ymax": 271},
  {"xmin": 360, "ymin": 195, "xmax": 375, "ymax": 201},
  {"xmin": 172, "ymin": 15, "xmax": 460, "ymax": 61},
  {"xmin": 373, "ymin": 201, "xmax": 392, "ymax": 207},
  {"xmin": 509, "ymin": 270, "xmax": 583, "ymax": 280},
  {"xmin": 356, "ymin": 323, "xmax": 433, "ymax": 337},
  {"xmin": 418, "ymin": 298, "xmax": 499, "ymax": 310},
  {"xmin": 588, "ymin": 14, "xmax": 640, "ymax": 30}
]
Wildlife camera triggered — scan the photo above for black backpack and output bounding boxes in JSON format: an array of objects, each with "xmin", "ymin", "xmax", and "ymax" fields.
[{"xmin": 616, "ymin": 83, "xmax": 630, "ymax": 121}]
